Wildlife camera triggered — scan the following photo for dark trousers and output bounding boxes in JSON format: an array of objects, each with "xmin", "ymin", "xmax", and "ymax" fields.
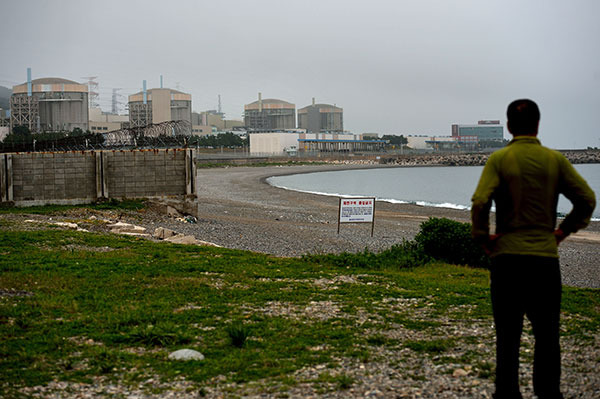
[{"xmin": 490, "ymin": 255, "xmax": 563, "ymax": 399}]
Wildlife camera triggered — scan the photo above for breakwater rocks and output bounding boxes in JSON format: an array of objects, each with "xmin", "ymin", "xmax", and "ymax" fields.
[
  {"xmin": 378, "ymin": 153, "xmax": 489, "ymax": 167},
  {"xmin": 352, "ymin": 149, "xmax": 600, "ymax": 167},
  {"xmin": 560, "ymin": 150, "xmax": 600, "ymax": 164}
]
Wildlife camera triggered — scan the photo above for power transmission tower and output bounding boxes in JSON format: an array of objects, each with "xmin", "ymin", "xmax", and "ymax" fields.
[
  {"xmin": 82, "ymin": 76, "xmax": 99, "ymax": 108},
  {"xmin": 217, "ymin": 94, "xmax": 225, "ymax": 118},
  {"xmin": 111, "ymin": 88, "xmax": 124, "ymax": 114}
]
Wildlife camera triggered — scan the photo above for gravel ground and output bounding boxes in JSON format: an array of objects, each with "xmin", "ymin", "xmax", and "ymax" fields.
[
  {"xmin": 3, "ymin": 163, "xmax": 599, "ymax": 399},
  {"xmin": 186, "ymin": 164, "xmax": 599, "ymax": 289}
]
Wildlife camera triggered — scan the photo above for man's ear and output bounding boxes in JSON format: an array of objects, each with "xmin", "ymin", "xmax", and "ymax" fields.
[{"xmin": 506, "ymin": 121, "xmax": 513, "ymax": 134}]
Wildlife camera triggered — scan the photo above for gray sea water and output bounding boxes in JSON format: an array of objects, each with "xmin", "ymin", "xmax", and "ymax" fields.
[{"xmin": 267, "ymin": 164, "xmax": 600, "ymax": 220}]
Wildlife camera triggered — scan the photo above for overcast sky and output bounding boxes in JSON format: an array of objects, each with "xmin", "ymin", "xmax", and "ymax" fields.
[{"xmin": 1, "ymin": 0, "xmax": 599, "ymax": 148}]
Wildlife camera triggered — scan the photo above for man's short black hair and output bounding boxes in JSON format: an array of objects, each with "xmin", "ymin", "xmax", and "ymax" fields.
[{"xmin": 507, "ymin": 99, "xmax": 540, "ymax": 135}]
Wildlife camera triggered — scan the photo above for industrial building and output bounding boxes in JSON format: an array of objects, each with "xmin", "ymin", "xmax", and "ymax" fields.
[
  {"xmin": 427, "ymin": 136, "xmax": 478, "ymax": 151},
  {"xmin": 0, "ymin": 109, "xmax": 8, "ymax": 141},
  {"xmin": 10, "ymin": 74, "xmax": 89, "ymax": 133},
  {"xmin": 191, "ymin": 125, "xmax": 213, "ymax": 136},
  {"xmin": 128, "ymin": 85, "xmax": 192, "ymax": 133},
  {"xmin": 452, "ymin": 120, "xmax": 503, "ymax": 141},
  {"xmin": 88, "ymin": 107, "xmax": 129, "ymax": 134},
  {"xmin": 405, "ymin": 136, "xmax": 430, "ymax": 150},
  {"xmin": 250, "ymin": 132, "xmax": 387, "ymax": 155},
  {"xmin": 244, "ymin": 93, "xmax": 295, "ymax": 130},
  {"xmin": 192, "ymin": 110, "xmax": 244, "ymax": 131},
  {"xmin": 297, "ymin": 99, "xmax": 343, "ymax": 133},
  {"xmin": 0, "ymin": 108, "xmax": 9, "ymax": 127}
]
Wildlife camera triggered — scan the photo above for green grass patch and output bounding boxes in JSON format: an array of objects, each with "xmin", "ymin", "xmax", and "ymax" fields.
[
  {"xmin": 303, "ymin": 240, "xmax": 429, "ymax": 270},
  {"xmin": 0, "ymin": 227, "xmax": 597, "ymax": 396}
]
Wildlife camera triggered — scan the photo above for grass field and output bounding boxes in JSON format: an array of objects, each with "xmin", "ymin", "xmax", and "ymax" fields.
[{"xmin": 0, "ymin": 225, "xmax": 598, "ymax": 397}]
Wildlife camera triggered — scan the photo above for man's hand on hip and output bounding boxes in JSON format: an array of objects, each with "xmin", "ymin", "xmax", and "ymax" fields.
[{"xmin": 553, "ymin": 229, "xmax": 567, "ymax": 245}]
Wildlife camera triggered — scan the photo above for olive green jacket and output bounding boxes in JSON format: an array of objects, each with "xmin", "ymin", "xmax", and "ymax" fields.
[{"xmin": 471, "ymin": 135, "xmax": 596, "ymax": 258}]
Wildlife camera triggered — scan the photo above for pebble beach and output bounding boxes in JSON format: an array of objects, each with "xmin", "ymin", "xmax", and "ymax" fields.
[{"xmin": 186, "ymin": 164, "xmax": 600, "ymax": 289}]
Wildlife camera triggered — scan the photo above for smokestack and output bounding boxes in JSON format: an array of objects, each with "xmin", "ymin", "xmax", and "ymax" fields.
[
  {"xmin": 143, "ymin": 80, "xmax": 147, "ymax": 104},
  {"xmin": 160, "ymin": 75, "xmax": 163, "ymax": 88},
  {"xmin": 312, "ymin": 97, "xmax": 315, "ymax": 106},
  {"xmin": 258, "ymin": 92, "xmax": 262, "ymax": 112},
  {"xmin": 27, "ymin": 68, "xmax": 32, "ymax": 97}
]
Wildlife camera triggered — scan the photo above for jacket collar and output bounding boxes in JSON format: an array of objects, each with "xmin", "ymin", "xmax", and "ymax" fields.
[{"xmin": 508, "ymin": 135, "xmax": 541, "ymax": 146}]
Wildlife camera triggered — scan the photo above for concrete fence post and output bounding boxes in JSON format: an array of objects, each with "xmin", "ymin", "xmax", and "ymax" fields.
[
  {"xmin": 0, "ymin": 154, "xmax": 5, "ymax": 202},
  {"xmin": 6, "ymin": 155, "xmax": 13, "ymax": 202},
  {"xmin": 95, "ymin": 151, "xmax": 108, "ymax": 199},
  {"xmin": 185, "ymin": 148, "xmax": 196, "ymax": 197},
  {"xmin": 3, "ymin": 154, "xmax": 14, "ymax": 202}
]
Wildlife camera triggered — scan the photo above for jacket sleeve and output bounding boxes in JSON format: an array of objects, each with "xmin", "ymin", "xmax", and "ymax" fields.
[
  {"xmin": 471, "ymin": 156, "xmax": 500, "ymax": 240},
  {"xmin": 557, "ymin": 155, "xmax": 596, "ymax": 235}
]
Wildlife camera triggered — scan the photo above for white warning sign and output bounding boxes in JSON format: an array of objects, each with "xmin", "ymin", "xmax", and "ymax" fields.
[{"xmin": 339, "ymin": 198, "xmax": 375, "ymax": 223}]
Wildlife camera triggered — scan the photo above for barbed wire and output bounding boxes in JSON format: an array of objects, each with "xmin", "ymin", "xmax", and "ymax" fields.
[
  {"xmin": 102, "ymin": 120, "xmax": 192, "ymax": 146},
  {"xmin": 0, "ymin": 121, "xmax": 196, "ymax": 152}
]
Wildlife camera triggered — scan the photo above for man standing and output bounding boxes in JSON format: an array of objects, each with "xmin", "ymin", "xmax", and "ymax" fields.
[{"xmin": 471, "ymin": 99, "xmax": 596, "ymax": 399}]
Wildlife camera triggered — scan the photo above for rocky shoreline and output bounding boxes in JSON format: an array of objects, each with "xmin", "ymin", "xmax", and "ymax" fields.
[{"xmin": 359, "ymin": 149, "xmax": 600, "ymax": 167}]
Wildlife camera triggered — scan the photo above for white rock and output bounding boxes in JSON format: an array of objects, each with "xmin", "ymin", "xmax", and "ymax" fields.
[
  {"xmin": 167, "ymin": 206, "xmax": 183, "ymax": 218},
  {"xmin": 119, "ymin": 232, "xmax": 151, "ymax": 237},
  {"xmin": 153, "ymin": 227, "xmax": 176, "ymax": 239},
  {"xmin": 453, "ymin": 368, "xmax": 469, "ymax": 377},
  {"xmin": 163, "ymin": 234, "xmax": 221, "ymax": 247},
  {"xmin": 197, "ymin": 240, "xmax": 221, "ymax": 248},
  {"xmin": 52, "ymin": 222, "xmax": 79, "ymax": 229},
  {"xmin": 108, "ymin": 222, "xmax": 147, "ymax": 234},
  {"xmin": 168, "ymin": 349, "xmax": 204, "ymax": 361},
  {"xmin": 164, "ymin": 234, "xmax": 199, "ymax": 245}
]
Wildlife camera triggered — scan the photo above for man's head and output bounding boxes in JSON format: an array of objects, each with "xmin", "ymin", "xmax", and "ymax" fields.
[{"xmin": 507, "ymin": 99, "xmax": 540, "ymax": 136}]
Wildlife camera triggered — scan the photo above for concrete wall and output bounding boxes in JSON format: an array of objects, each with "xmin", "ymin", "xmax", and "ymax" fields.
[
  {"xmin": 11, "ymin": 152, "xmax": 97, "ymax": 203},
  {"xmin": 104, "ymin": 150, "xmax": 187, "ymax": 198},
  {"xmin": 0, "ymin": 149, "xmax": 196, "ymax": 206}
]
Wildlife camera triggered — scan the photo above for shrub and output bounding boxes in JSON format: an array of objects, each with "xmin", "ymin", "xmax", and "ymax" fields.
[
  {"xmin": 414, "ymin": 217, "xmax": 489, "ymax": 268},
  {"xmin": 226, "ymin": 323, "xmax": 251, "ymax": 348},
  {"xmin": 111, "ymin": 323, "xmax": 192, "ymax": 347},
  {"xmin": 303, "ymin": 239, "xmax": 428, "ymax": 270}
]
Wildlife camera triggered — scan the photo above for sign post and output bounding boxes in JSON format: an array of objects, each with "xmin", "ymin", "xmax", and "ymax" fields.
[{"xmin": 337, "ymin": 197, "xmax": 376, "ymax": 237}]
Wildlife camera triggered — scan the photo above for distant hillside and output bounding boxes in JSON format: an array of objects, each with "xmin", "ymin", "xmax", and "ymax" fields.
[{"xmin": 0, "ymin": 86, "xmax": 11, "ymax": 110}]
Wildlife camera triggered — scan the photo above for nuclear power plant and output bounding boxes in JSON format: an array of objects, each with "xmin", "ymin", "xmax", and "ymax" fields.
[
  {"xmin": 298, "ymin": 98, "xmax": 343, "ymax": 133},
  {"xmin": 244, "ymin": 93, "xmax": 295, "ymax": 130},
  {"xmin": 128, "ymin": 81, "xmax": 192, "ymax": 132},
  {"xmin": 10, "ymin": 70, "xmax": 89, "ymax": 132}
]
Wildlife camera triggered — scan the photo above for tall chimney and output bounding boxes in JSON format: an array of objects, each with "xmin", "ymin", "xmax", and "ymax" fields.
[
  {"xmin": 27, "ymin": 68, "xmax": 32, "ymax": 97},
  {"xmin": 160, "ymin": 75, "xmax": 163, "ymax": 89},
  {"xmin": 143, "ymin": 80, "xmax": 147, "ymax": 104},
  {"xmin": 312, "ymin": 97, "xmax": 315, "ymax": 106},
  {"xmin": 258, "ymin": 92, "xmax": 262, "ymax": 112}
]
